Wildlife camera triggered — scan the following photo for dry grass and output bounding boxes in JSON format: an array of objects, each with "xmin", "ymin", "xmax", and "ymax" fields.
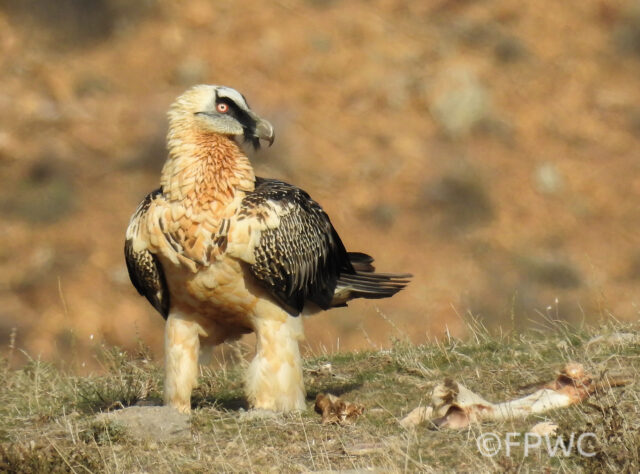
[{"xmin": 1, "ymin": 320, "xmax": 639, "ymax": 473}]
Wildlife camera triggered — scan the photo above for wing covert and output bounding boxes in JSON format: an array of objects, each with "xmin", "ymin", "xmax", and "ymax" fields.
[
  {"xmin": 124, "ymin": 189, "xmax": 170, "ymax": 319},
  {"xmin": 240, "ymin": 177, "xmax": 353, "ymax": 315}
]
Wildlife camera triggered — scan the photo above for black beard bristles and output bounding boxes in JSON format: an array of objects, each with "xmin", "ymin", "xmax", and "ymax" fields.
[{"xmin": 244, "ymin": 128, "xmax": 261, "ymax": 150}]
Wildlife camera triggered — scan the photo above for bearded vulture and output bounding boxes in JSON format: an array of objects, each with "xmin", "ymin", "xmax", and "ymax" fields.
[{"xmin": 125, "ymin": 85, "xmax": 410, "ymax": 413}]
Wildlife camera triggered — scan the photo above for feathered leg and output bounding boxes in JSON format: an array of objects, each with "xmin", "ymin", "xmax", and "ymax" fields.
[
  {"xmin": 164, "ymin": 312, "xmax": 207, "ymax": 413},
  {"xmin": 246, "ymin": 314, "xmax": 306, "ymax": 412}
]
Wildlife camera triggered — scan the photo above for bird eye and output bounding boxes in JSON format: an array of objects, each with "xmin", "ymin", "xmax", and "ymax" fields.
[{"xmin": 216, "ymin": 103, "xmax": 229, "ymax": 113}]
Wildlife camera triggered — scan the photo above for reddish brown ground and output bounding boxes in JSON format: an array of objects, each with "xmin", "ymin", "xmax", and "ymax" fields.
[{"xmin": 1, "ymin": 0, "xmax": 639, "ymax": 365}]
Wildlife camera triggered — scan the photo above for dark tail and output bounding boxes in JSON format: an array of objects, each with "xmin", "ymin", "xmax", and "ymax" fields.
[{"xmin": 331, "ymin": 252, "xmax": 411, "ymax": 306}]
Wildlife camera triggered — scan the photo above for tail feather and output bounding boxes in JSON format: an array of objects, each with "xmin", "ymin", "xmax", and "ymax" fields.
[
  {"xmin": 339, "ymin": 272, "xmax": 412, "ymax": 284},
  {"xmin": 347, "ymin": 252, "xmax": 376, "ymax": 272},
  {"xmin": 332, "ymin": 252, "xmax": 411, "ymax": 306}
]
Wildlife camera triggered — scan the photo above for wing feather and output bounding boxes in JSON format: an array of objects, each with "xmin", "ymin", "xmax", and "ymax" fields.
[
  {"xmin": 124, "ymin": 189, "xmax": 170, "ymax": 319},
  {"xmin": 239, "ymin": 178, "xmax": 353, "ymax": 314}
]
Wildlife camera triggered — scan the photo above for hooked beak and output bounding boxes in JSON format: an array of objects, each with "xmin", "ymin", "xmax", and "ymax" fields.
[{"xmin": 254, "ymin": 118, "xmax": 275, "ymax": 147}]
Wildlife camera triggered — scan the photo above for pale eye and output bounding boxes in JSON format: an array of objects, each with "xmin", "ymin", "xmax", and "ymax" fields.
[{"xmin": 216, "ymin": 103, "xmax": 229, "ymax": 113}]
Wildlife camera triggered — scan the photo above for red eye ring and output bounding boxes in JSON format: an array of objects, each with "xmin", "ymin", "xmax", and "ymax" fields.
[{"xmin": 216, "ymin": 103, "xmax": 229, "ymax": 113}]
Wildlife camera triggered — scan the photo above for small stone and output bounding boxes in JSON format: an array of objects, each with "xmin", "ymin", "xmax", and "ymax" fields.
[
  {"xmin": 430, "ymin": 66, "xmax": 491, "ymax": 137},
  {"xmin": 534, "ymin": 162, "xmax": 564, "ymax": 194},
  {"xmin": 95, "ymin": 406, "xmax": 190, "ymax": 443}
]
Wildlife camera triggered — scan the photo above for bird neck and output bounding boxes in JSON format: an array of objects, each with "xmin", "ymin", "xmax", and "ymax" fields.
[{"xmin": 161, "ymin": 129, "xmax": 255, "ymax": 209}]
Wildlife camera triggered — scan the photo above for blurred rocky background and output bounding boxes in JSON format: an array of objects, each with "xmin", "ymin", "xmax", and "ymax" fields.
[{"xmin": 1, "ymin": 0, "xmax": 639, "ymax": 367}]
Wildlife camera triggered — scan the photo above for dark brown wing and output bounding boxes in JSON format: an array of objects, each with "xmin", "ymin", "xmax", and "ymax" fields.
[
  {"xmin": 124, "ymin": 189, "xmax": 170, "ymax": 319},
  {"xmin": 240, "ymin": 178, "xmax": 354, "ymax": 314}
]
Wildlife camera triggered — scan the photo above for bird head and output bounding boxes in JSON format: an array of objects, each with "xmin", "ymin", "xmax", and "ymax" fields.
[{"xmin": 168, "ymin": 85, "xmax": 274, "ymax": 149}]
